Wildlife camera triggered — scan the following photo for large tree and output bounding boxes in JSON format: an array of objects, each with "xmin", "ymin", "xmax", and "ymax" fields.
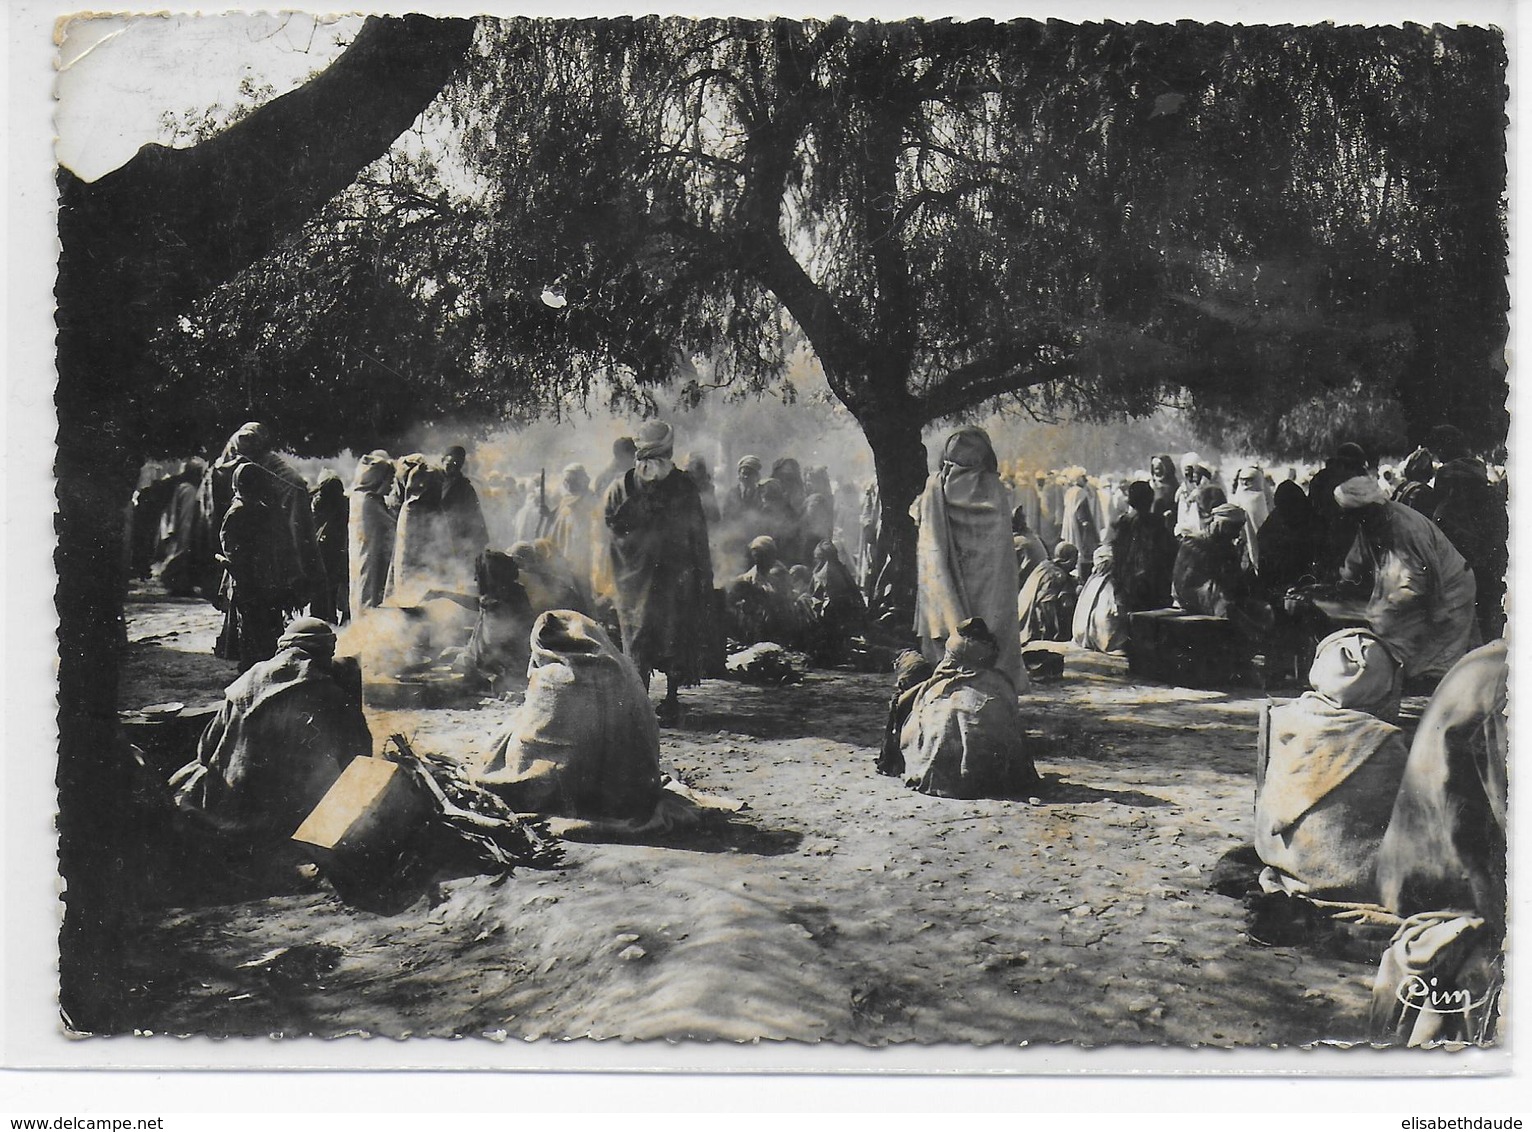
[
  {"xmin": 54, "ymin": 14, "xmax": 476, "ymax": 1031},
  {"xmin": 440, "ymin": 18, "xmax": 1506, "ymax": 614}
]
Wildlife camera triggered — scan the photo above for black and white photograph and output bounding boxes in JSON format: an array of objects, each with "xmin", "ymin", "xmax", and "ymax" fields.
[{"xmin": 25, "ymin": 0, "xmax": 1517, "ymax": 1076}]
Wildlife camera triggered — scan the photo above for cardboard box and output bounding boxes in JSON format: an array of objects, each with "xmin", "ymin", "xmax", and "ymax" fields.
[{"xmin": 291, "ymin": 756, "xmax": 436, "ymax": 877}]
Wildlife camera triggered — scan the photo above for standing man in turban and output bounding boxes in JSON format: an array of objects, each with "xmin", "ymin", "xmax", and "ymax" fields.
[
  {"xmin": 1334, "ymin": 475, "xmax": 1477, "ymax": 684},
  {"xmin": 914, "ymin": 427, "xmax": 1025, "ymax": 690},
  {"xmin": 603, "ymin": 420, "xmax": 716, "ymax": 724}
]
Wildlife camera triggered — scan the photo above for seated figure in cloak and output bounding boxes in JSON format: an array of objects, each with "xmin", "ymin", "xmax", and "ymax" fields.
[
  {"xmin": 805, "ymin": 539, "xmax": 867, "ymax": 666},
  {"xmin": 1017, "ymin": 541, "xmax": 1080, "ymax": 646},
  {"xmin": 475, "ymin": 610, "xmax": 663, "ymax": 821},
  {"xmin": 1254, "ymin": 628, "xmax": 1408, "ymax": 902},
  {"xmin": 1172, "ymin": 502, "xmax": 1273, "ymax": 647},
  {"xmin": 1012, "ymin": 505, "xmax": 1050, "ymax": 590},
  {"xmin": 727, "ymin": 535, "xmax": 803, "ymax": 646},
  {"xmin": 510, "ymin": 540, "xmax": 589, "ymax": 617},
  {"xmin": 897, "ymin": 618, "xmax": 1040, "ymax": 800},
  {"xmin": 1071, "ymin": 545, "xmax": 1127, "ymax": 654},
  {"xmin": 426, "ymin": 549, "xmax": 537, "ymax": 689},
  {"xmin": 876, "ymin": 649, "xmax": 936, "ymax": 778},
  {"xmin": 171, "ymin": 618, "xmax": 372, "ymax": 851},
  {"xmin": 1369, "ymin": 640, "xmax": 1507, "ymax": 1046}
]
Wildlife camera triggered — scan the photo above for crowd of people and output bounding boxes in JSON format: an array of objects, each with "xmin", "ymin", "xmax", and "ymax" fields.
[
  {"xmin": 953, "ymin": 428, "xmax": 1507, "ymax": 693},
  {"xmin": 128, "ymin": 415, "xmax": 1508, "ymax": 1044}
]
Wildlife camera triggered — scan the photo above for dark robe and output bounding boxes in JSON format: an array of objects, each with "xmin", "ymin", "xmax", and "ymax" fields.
[
  {"xmin": 603, "ymin": 467, "xmax": 715, "ymax": 684},
  {"xmin": 1431, "ymin": 457, "xmax": 1507, "ymax": 641},
  {"xmin": 438, "ymin": 473, "xmax": 491, "ymax": 583},
  {"xmin": 131, "ymin": 473, "xmax": 179, "ymax": 580},
  {"xmin": 215, "ymin": 497, "xmax": 287, "ymax": 670},
  {"xmin": 461, "ymin": 550, "xmax": 536, "ymax": 682},
  {"xmin": 151, "ymin": 478, "xmax": 204, "ymax": 596},
  {"xmin": 310, "ymin": 477, "xmax": 349, "ymax": 623},
  {"xmin": 1305, "ymin": 459, "xmax": 1367, "ymax": 580},
  {"xmin": 202, "ymin": 445, "xmax": 322, "ymax": 609},
  {"xmin": 1172, "ymin": 533, "xmax": 1271, "ymax": 643},
  {"xmin": 1256, "ymin": 482, "xmax": 1320, "ymax": 600},
  {"xmin": 1106, "ymin": 508, "xmax": 1176, "ymax": 613}
]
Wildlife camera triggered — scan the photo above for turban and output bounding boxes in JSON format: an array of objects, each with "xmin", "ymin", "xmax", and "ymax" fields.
[
  {"xmin": 1334, "ymin": 476, "xmax": 1389, "ymax": 510},
  {"xmin": 1053, "ymin": 541, "xmax": 1079, "ymax": 568},
  {"xmin": 444, "ymin": 445, "xmax": 467, "ymax": 461},
  {"xmin": 1309, "ymin": 629, "xmax": 1400, "ymax": 715},
  {"xmin": 562, "ymin": 463, "xmax": 590, "ymax": 493},
  {"xmin": 738, "ymin": 455, "xmax": 763, "ymax": 474},
  {"xmin": 748, "ymin": 535, "xmax": 779, "ymax": 559},
  {"xmin": 1210, "ymin": 502, "xmax": 1247, "ymax": 524},
  {"xmin": 277, "ymin": 616, "xmax": 336, "ymax": 657},
  {"xmin": 1181, "ymin": 451, "xmax": 1204, "ymax": 470},
  {"xmin": 634, "ymin": 420, "xmax": 674, "ymax": 460},
  {"xmin": 509, "ymin": 541, "xmax": 541, "ymax": 570}
]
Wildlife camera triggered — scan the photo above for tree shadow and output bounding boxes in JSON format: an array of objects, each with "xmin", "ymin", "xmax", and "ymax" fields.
[
  {"xmin": 1029, "ymin": 775, "xmax": 1174, "ymax": 809},
  {"xmin": 548, "ymin": 813, "xmax": 804, "ymax": 856},
  {"xmin": 677, "ymin": 674, "xmax": 892, "ymax": 747}
]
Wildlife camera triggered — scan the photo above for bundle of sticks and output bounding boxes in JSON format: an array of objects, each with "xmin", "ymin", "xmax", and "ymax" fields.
[{"xmin": 380, "ymin": 733, "xmax": 564, "ymax": 875}]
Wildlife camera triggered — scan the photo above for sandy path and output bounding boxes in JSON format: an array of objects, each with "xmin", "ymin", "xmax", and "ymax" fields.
[{"xmin": 116, "ymin": 590, "xmax": 1379, "ymax": 1045}]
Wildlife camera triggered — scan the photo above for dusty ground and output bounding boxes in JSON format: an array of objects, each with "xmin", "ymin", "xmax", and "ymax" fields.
[{"xmin": 114, "ymin": 585, "xmax": 1385, "ymax": 1046}]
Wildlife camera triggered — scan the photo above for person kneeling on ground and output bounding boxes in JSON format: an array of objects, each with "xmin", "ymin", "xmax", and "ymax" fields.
[
  {"xmin": 1017, "ymin": 541, "xmax": 1080, "ymax": 645},
  {"xmin": 1254, "ymin": 628, "xmax": 1408, "ymax": 902},
  {"xmin": 1072, "ymin": 544, "xmax": 1127, "ymax": 654},
  {"xmin": 426, "ymin": 549, "xmax": 536, "ymax": 690},
  {"xmin": 876, "ymin": 649, "xmax": 935, "ymax": 778},
  {"xmin": 1173, "ymin": 502, "xmax": 1273, "ymax": 650},
  {"xmin": 475, "ymin": 610, "xmax": 663, "ymax": 820},
  {"xmin": 897, "ymin": 618, "xmax": 1040, "ymax": 799},
  {"xmin": 170, "ymin": 617, "xmax": 372, "ymax": 852},
  {"xmin": 727, "ymin": 535, "xmax": 803, "ymax": 646},
  {"xmin": 805, "ymin": 540, "xmax": 867, "ymax": 665}
]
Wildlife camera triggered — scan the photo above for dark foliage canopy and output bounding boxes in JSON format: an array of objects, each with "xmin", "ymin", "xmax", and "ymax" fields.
[{"xmin": 150, "ymin": 18, "xmax": 1507, "ymax": 465}]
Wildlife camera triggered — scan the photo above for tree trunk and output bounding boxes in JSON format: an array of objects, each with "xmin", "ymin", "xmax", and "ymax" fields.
[
  {"xmin": 52, "ymin": 15, "xmax": 475, "ymax": 1032},
  {"xmin": 858, "ymin": 410, "xmax": 928, "ymax": 638}
]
